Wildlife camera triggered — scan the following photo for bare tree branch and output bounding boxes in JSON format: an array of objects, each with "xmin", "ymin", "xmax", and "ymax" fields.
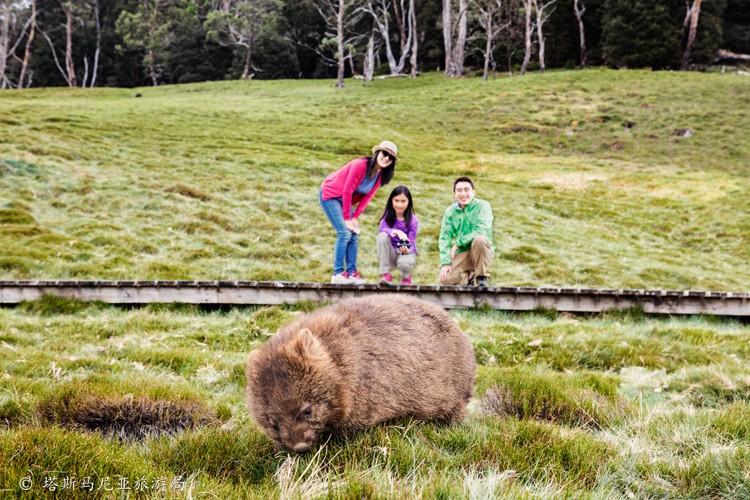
[{"xmin": 41, "ymin": 28, "xmax": 72, "ymax": 86}]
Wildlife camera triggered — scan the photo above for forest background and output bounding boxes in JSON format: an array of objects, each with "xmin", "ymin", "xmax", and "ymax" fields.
[{"xmin": 1, "ymin": 0, "xmax": 749, "ymax": 90}]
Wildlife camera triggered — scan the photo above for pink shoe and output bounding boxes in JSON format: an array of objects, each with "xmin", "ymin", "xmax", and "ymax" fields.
[
  {"xmin": 348, "ymin": 271, "xmax": 367, "ymax": 285},
  {"xmin": 379, "ymin": 273, "xmax": 394, "ymax": 285},
  {"xmin": 400, "ymin": 277, "xmax": 412, "ymax": 286}
]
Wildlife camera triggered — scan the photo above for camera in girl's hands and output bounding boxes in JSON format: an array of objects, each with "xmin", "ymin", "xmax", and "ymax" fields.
[{"xmin": 396, "ymin": 239, "xmax": 411, "ymax": 250}]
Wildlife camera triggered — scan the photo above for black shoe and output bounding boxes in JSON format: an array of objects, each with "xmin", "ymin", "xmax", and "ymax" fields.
[
  {"xmin": 475, "ymin": 276, "xmax": 489, "ymax": 287},
  {"xmin": 466, "ymin": 275, "xmax": 475, "ymax": 286}
]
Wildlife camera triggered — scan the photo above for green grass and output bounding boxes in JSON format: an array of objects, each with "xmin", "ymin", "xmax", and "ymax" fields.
[
  {"xmin": 1, "ymin": 70, "xmax": 749, "ymax": 497},
  {"xmin": 1, "ymin": 303, "xmax": 749, "ymax": 497},
  {"xmin": 1, "ymin": 69, "xmax": 748, "ymax": 289}
]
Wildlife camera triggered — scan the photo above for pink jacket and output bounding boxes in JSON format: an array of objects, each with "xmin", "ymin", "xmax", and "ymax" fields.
[{"xmin": 320, "ymin": 157, "xmax": 381, "ymax": 221}]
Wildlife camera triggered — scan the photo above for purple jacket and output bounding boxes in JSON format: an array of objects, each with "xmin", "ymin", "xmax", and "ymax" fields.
[{"xmin": 379, "ymin": 215, "xmax": 419, "ymax": 254}]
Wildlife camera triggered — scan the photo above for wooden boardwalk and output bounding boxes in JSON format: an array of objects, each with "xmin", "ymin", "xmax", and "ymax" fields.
[{"xmin": 1, "ymin": 280, "xmax": 748, "ymax": 316}]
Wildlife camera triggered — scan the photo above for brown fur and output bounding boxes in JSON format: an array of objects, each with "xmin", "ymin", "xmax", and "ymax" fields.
[{"xmin": 245, "ymin": 294, "xmax": 476, "ymax": 452}]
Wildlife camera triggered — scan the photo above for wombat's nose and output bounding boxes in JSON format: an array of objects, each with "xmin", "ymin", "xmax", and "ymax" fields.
[{"xmin": 292, "ymin": 442, "xmax": 312, "ymax": 453}]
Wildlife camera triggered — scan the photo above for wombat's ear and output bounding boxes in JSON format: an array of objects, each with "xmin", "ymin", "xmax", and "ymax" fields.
[{"xmin": 293, "ymin": 329, "xmax": 326, "ymax": 361}]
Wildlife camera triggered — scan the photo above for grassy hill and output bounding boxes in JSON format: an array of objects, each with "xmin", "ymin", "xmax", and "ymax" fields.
[
  {"xmin": 1, "ymin": 69, "xmax": 748, "ymax": 289},
  {"xmin": 1, "ymin": 71, "xmax": 749, "ymax": 498}
]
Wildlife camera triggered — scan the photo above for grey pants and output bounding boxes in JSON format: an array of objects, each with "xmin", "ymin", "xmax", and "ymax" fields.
[{"xmin": 376, "ymin": 232, "xmax": 417, "ymax": 277}]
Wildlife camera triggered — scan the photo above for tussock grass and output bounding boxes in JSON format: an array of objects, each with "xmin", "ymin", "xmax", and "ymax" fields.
[
  {"xmin": 37, "ymin": 389, "xmax": 217, "ymax": 440},
  {"xmin": 480, "ymin": 367, "xmax": 629, "ymax": 428}
]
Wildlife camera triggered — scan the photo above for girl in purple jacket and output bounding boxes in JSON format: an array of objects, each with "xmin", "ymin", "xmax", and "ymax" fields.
[
  {"xmin": 377, "ymin": 186, "xmax": 419, "ymax": 286},
  {"xmin": 319, "ymin": 141, "xmax": 398, "ymax": 284}
]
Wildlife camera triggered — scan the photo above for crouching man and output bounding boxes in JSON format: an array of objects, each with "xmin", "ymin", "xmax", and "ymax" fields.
[{"xmin": 438, "ymin": 177, "xmax": 495, "ymax": 287}]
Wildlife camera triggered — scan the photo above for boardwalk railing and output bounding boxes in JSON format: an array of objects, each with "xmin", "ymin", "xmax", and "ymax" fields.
[{"xmin": 1, "ymin": 280, "xmax": 749, "ymax": 316}]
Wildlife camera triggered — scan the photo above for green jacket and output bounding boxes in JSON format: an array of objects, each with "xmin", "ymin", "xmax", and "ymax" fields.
[{"xmin": 439, "ymin": 198, "xmax": 495, "ymax": 266}]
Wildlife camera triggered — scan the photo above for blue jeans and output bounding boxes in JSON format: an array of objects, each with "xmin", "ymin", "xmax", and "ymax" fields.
[{"xmin": 319, "ymin": 191, "xmax": 359, "ymax": 275}]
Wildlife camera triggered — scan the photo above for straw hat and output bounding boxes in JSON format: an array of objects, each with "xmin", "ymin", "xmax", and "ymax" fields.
[{"xmin": 372, "ymin": 140, "xmax": 399, "ymax": 160}]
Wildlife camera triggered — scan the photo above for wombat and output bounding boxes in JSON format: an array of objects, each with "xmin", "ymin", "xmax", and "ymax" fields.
[{"xmin": 245, "ymin": 294, "xmax": 476, "ymax": 453}]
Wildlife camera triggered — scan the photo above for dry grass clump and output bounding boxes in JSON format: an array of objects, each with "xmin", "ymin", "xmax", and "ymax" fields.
[
  {"xmin": 37, "ymin": 391, "xmax": 217, "ymax": 441},
  {"xmin": 166, "ymin": 183, "xmax": 213, "ymax": 202}
]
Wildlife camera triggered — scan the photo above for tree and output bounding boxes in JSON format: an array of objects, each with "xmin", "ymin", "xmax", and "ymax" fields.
[
  {"xmin": 407, "ymin": 0, "xmax": 416, "ymax": 75},
  {"xmin": 442, "ymin": 0, "xmax": 468, "ymax": 76},
  {"xmin": 280, "ymin": 0, "xmax": 327, "ymax": 78},
  {"xmin": 1, "ymin": 0, "xmax": 37, "ymax": 89},
  {"xmin": 519, "ymin": 0, "xmax": 531, "ymax": 73},
  {"xmin": 88, "ymin": 0, "xmax": 101, "ymax": 86},
  {"xmin": 35, "ymin": 0, "xmax": 105, "ymax": 87},
  {"xmin": 205, "ymin": 0, "xmax": 281, "ymax": 79},
  {"xmin": 18, "ymin": 0, "xmax": 37, "ymax": 88},
  {"xmin": 573, "ymin": 0, "xmax": 585, "ymax": 67},
  {"xmin": 315, "ymin": 0, "xmax": 365, "ymax": 87},
  {"xmin": 362, "ymin": 0, "xmax": 415, "ymax": 75},
  {"xmin": 476, "ymin": 0, "xmax": 508, "ymax": 80},
  {"xmin": 533, "ymin": 0, "xmax": 556, "ymax": 73},
  {"xmin": 59, "ymin": 1, "xmax": 77, "ymax": 86},
  {"xmin": 362, "ymin": 17, "xmax": 374, "ymax": 80},
  {"xmin": 687, "ymin": 0, "xmax": 725, "ymax": 65},
  {"xmin": 602, "ymin": 0, "xmax": 683, "ymax": 69},
  {"xmin": 680, "ymin": 0, "xmax": 701, "ymax": 70},
  {"xmin": 723, "ymin": 0, "xmax": 749, "ymax": 54},
  {"xmin": 116, "ymin": 0, "xmax": 174, "ymax": 85},
  {"xmin": 251, "ymin": 27, "xmax": 300, "ymax": 79}
]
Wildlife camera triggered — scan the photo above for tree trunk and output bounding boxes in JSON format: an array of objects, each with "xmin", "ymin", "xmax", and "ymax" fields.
[
  {"xmin": 81, "ymin": 56, "xmax": 89, "ymax": 87},
  {"xmin": 573, "ymin": 0, "xmax": 586, "ymax": 68},
  {"xmin": 393, "ymin": 0, "xmax": 406, "ymax": 57},
  {"xmin": 364, "ymin": 23, "xmax": 375, "ymax": 82},
  {"xmin": 63, "ymin": 3, "xmax": 77, "ymax": 87},
  {"xmin": 444, "ymin": 0, "xmax": 467, "ymax": 76},
  {"xmin": 409, "ymin": 0, "xmax": 417, "ymax": 77},
  {"xmin": 520, "ymin": 0, "xmax": 532, "ymax": 75},
  {"xmin": 148, "ymin": 48, "xmax": 158, "ymax": 86},
  {"xmin": 19, "ymin": 0, "xmax": 37, "ymax": 88},
  {"xmin": 442, "ymin": 0, "xmax": 453, "ymax": 75},
  {"xmin": 91, "ymin": 0, "xmax": 100, "ymax": 87},
  {"xmin": 452, "ymin": 0, "xmax": 467, "ymax": 75},
  {"xmin": 242, "ymin": 39, "xmax": 253, "ymax": 79},
  {"xmin": 0, "ymin": 1, "xmax": 9, "ymax": 89},
  {"xmin": 483, "ymin": 10, "xmax": 492, "ymax": 80},
  {"xmin": 336, "ymin": 0, "xmax": 345, "ymax": 87},
  {"xmin": 534, "ymin": 0, "xmax": 545, "ymax": 73},
  {"xmin": 681, "ymin": 0, "xmax": 702, "ymax": 70},
  {"xmin": 346, "ymin": 48, "xmax": 357, "ymax": 76}
]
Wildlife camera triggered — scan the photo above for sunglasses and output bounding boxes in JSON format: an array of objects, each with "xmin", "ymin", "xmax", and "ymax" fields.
[{"xmin": 381, "ymin": 152, "xmax": 395, "ymax": 162}]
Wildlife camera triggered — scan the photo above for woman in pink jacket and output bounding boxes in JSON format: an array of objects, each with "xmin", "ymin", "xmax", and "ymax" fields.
[{"xmin": 319, "ymin": 140, "xmax": 398, "ymax": 284}]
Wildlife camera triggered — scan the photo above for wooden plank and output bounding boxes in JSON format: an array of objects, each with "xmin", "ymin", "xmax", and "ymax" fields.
[{"xmin": 0, "ymin": 281, "xmax": 747, "ymax": 316}]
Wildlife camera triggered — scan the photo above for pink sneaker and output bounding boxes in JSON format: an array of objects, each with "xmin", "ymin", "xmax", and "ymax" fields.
[
  {"xmin": 348, "ymin": 271, "xmax": 367, "ymax": 285},
  {"xmin": 400, "ymin": 277, "xmax": 412, "ymax": 286},
  {"xmin": 379, "ymin": 273, "xmax": 394, "ymax": 285}
]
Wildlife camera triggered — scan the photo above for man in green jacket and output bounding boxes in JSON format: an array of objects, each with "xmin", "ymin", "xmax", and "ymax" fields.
[{"xmin": 438, "ymin": 176, "xmax": 495, "ymax": 287}]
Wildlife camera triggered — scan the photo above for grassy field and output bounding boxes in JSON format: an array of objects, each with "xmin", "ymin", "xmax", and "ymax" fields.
[
  {"xmin": 1, "ymin": 69, "xmax": 748, "ymax": 289},
  {"xmin": 1, "ymin": 300, "xmax": 749, "ymax": 498},
  {"xmin": 1, "ymin": 70, "xmax": 749, "ymax": 498}
]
